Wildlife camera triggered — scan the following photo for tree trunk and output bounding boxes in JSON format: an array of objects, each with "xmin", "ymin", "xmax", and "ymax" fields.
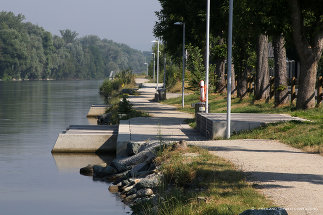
[
  {"xmin": 273, "ymin": 34, "xmax": 289, "ymax": 107},
  {"xmin": 237, "ymin": 67, "xmax": 248, "ymax": 99},
  {"xmin": 297, "ymin": 60, "xmax": 320, "ymax": 109},
  {"xmin": 255, "ymin": 34, "xmax": 270, "ymax": 100},
  {"xmin": 288, "ymin": 0, "xmax": 323, "ymax": 109},
  {"xmin": 215, "ymin": 59, "xmax": 226, "ymax": 93}
]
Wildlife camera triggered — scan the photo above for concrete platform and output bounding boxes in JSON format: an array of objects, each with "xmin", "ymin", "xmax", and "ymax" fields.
[
  {"xmin": 86, "ymin": 104, "xmax": 110, "ymax": 117},
  {"xmin": 52, "ymin": 125, "xmax": 117, "ymax": 153},
  {"xmin": 196, "ymin": 113, "xmax": 306, "ymax": 139}
]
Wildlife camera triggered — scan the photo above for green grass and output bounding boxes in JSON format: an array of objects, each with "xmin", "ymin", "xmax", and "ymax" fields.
[
  {"xmin": 132, "ymin": 146, "xmax": 274, "ymax": 215},
  {"xmin": 163, "ymin": 93, "xmax": 323, "ymax": 153}
]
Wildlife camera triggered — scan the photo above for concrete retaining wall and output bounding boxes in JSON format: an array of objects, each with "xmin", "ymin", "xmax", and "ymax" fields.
[
  {"xmin": 196, "ymin": 113, "xmax": 305, "ymax": 139},
  {"xmin": 87, "ymin": 105, "xmax": 109, "ymax": 117},
  {"xmin": 52, "ymin": 125, "xmax": 117, "ymax": 153}
]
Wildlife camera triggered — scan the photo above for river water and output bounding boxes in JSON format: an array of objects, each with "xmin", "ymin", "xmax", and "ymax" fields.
[{"xmin": 0, "ymin": 80, "xmax": 130, "ymax": 215}]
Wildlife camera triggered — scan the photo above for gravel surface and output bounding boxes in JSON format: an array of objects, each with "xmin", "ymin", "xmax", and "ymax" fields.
[
  {"xmin": 134, "ymin": 79, "xmax": 323, "ymax": 215},
  {"xmin": 189, "ymin": 139, "xmax": 323, "ymax": 215}
]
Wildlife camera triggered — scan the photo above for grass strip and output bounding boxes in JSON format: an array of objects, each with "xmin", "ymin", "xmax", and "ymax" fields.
[
  {"xmin": 132, "ymin": 146, "xmax": 274, "ymax": 215},
  {"xmin": 162, "ymin": 93, "xmax": 323, "ymax": 153}
]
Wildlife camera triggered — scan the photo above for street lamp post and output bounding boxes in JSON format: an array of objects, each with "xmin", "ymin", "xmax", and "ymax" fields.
[
  {"xmin": 163, "ymin": 56, "xmax": 166, "ymax": 89},
  {"xmin": 205, "ymin": 0, "xmax": 210, "ymax": 113},
  {"xmin": 144, "ymin": 62, "xmax": 148, "ymax": 76},
  {"xmin": 151, "ymin": 53, "xmax": 155, "ymax": 82},
  {"xmin": 174, "ymin": 22, "xmax": 186, "ymax": 108},
  {"xmin": 152, "ymin": 40, "xmax": 160, "ymax": 90},
  {"xmin": 226, "ymin": 0, "xmax": 234, "ymax": 139}
]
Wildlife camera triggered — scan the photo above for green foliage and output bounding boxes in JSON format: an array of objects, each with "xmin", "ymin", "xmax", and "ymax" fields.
[
  {"xmin": 0, "ymin": 11, "xmax": 146, "ymax": 80},
  {"xmin": 165, "ymin": 64, "xmax": 181, "ymax": 89},
  {"xmin": 276, "ymin": 84, "xmax": 287, "ymax": 91},
  {"xmin": 210, "ymin": 36, "xmax": 227, "ymax": 60},
  {"xmin": 99, "ymin": 70, "xmax": 135, "ymax": 100},
  {"xmin": 186, "ymin": 43, "xmax": 204, "ymax": 90},
  {"xmin": 105, "ymin": 94, "xmax": 149, "ymax": 125},
  {"xmin": 118, "ymin": 94, "xmax": 133, "ymax": 114}
]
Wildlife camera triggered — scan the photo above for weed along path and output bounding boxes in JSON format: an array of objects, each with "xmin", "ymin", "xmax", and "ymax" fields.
[{"xmin": 125, "ymin": 78, "xmax": 323, "ymax": 215}]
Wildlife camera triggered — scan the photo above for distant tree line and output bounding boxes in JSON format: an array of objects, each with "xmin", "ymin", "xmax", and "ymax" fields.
[{"xmin": 0, "ymin": 11, "xmax": 146, "ymax": 80}]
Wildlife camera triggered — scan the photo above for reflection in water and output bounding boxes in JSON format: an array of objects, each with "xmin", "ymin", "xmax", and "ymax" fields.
[
  {"xmin": 88, "ymin": 117, "xmax": 99, "ymax": 125},
  {"xmin": 0, "ymin": 80, "xmax": 130, "ymax": 215},
  {"xmin": 53, "ymin": 153, "xmax": 114, "ymax": 172}
]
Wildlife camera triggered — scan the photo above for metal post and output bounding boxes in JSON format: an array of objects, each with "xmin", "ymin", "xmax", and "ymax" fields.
[
  {"xmin": 205, "ymin": 0, "xmax": 210, "ymax": 113},
  {"xmin": 146, "ymin": 63, "xmax": 148, "ymax": 76},
  {"xmin": 163, "ymin": 56, "xmax": 166, "ymax": 89},
  {"xmin": 182, "ymin": 23, "xmax": 186, "ymax": 108},
  {"xmin": 157, "ymin": 41, "xmax": 160, "ymax": 90},
  {"xmin": 226, "ymin": 0, "xmax": 233, "ymax": 139},
  {"xmin": 152, "ymin": 53, "xmax": 155, "ymax": 82}
]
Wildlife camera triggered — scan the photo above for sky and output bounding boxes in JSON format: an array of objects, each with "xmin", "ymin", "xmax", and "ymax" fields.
[{"xmin": 0, "ymin": 0, "xmax": 161, "ymax": 51}]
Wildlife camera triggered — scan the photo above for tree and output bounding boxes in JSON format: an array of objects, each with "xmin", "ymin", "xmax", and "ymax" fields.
[
  {"xmin": 59, "ymin": 29, "xmax": 78, "ymax": 44},
  {"xmin": 273, "ymin": 34, "xmax": 289, "ymax": 106},
  {"xmin": 254, "ymin": 34, "xmax": 270, "ymax": 100},
  {"xmin": 287, "ymin": 0, "xmax": 323, "ymax": 109},
  {"xmin": 233, "ymin": 0, "xmax": 257, "ymax": 99},
  {"xmin": 211, "ymin": 36, "xmax": 227, "ymax": 93},
  {"xmin": 249, "ymin": 0, "xmax": 290, "ymax": 105},
  {"xmin": 186, "ymin": 43, "xmax": 204, "ymax": 90}
]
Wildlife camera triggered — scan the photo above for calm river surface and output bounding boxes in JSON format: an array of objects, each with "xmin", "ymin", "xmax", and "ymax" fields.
[{"xmin": 0, "ymin": 80, "xmax": 130, "ymax": 215}]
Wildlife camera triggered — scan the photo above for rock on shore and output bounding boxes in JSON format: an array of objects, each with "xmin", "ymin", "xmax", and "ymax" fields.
[{"xmin": 80, "ymin": 140, "xmax": 166, "ymax": 205}]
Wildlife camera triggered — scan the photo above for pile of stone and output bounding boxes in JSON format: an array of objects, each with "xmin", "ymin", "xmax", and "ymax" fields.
[{"xmin": 80, "ymin": 141, "xmax": 167, "ymax": 205}]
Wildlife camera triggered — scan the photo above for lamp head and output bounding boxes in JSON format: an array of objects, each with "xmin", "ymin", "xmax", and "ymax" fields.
[{"xmin": 174, "ymin": 22, "xmax": 183, "ymax": 25}]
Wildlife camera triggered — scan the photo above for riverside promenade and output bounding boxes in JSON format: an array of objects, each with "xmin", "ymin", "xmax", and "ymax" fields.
[
  {"xmin": 116, "ymin": 78, "xmax": 206, "ymax": 157},
  {"xmin": 119, "ymin": 78, "xmax": 323, "ymax": 215}
]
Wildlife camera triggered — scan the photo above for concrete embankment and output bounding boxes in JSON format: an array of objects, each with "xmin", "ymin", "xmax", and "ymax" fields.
[
  {"xmin": 196, "ymin": 113, "xmax": 307, "ymax": 139},
  {"xmin": 87, "ymin": 104, "xmax": 110, "ymax": 117},
  {"xmin": 52, "ymin": 125, "xmax": 117, "ymax": 153}
]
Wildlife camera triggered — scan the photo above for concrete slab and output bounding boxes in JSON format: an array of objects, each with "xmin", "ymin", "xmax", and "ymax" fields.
[
  {"xmin": 52, "ymin": 125, "xmax": 117, "ymax": 153},
  {"xmin": 116, "ymin": 120, "xmax": 131, "ymax": 158},
  {"xmin": 67, "ymin": 125, "xmax": 114, "ymax": 130},
  {"xmin": 86, "ymin": 104, "xmax": 109, "ymax": 117},
  {"xmin": 196, "ymin": 113, "xmax": 306, "ymax": 139}
]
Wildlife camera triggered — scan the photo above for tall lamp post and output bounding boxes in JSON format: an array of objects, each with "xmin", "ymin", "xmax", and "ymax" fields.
[
  {"xmin": 163, "ymin": 56, "xmax": 166, "ymax": 89},
  {"xmin": 151, "ymin": 53, "xmax": 155, "ymax": 82},
  {"xmin": 174, "ymin": 22, "xmax": 185, "ymax": 109},
  {"xmin": 152, "ymin": 40, "xmax": 160, "ymax": 90},
  {"xmin": 144, "ymin": 62, "xmax": 148, "ymax": 76},
  {"xmin": 205, "ymin": 0, "xmax": 210, "ymax": 113},
  {"xmin": 226, "ymin": 0, "xmax": 234, "ymax": 139}
]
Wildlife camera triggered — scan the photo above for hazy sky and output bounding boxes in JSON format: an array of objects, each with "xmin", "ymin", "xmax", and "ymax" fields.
[{"xmin": 0, "ymin": 0, "xmax": 161, "ymax": 51}]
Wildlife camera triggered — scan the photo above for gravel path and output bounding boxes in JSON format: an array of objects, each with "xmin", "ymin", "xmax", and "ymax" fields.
[
  {"xmin": 189, "ymin": 139, "xmax": 323, "ymax": 215},
  {"xmin": 132, "ymin": 78, "xmax": 323, "ymax": 215}
]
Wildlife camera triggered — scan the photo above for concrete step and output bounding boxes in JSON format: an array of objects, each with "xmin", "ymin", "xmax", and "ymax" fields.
[
  {"xmin": 67, "ymin": 125, "xmax": 115, "ymax": 130},
  {"xmin": 86, "ymin": 104, "xmax": 110, "ymax": 117},
  {"xmin": 196, "ymin": 113, "xmax": 306, "ymax": 139},
  {"xmin": 52, "ymin": 125, "xmax": 117, "ymax": 153}
]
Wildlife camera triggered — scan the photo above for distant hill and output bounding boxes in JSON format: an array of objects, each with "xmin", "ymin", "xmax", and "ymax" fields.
[{"xmin": 0, "ymin": 11, "xmax": 146, "ymax": 80}]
